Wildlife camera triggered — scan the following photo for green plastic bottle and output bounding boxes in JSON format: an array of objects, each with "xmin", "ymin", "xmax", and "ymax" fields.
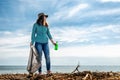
[{"xmin": 54, "ymin": 41, "xmax": 58, "ymax": 50}]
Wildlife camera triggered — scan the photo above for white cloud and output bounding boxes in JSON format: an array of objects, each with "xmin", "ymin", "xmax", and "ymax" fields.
[
  {"xmin": 0, "ymin": 31, "xmax": 30, "ymax": 48},
  {"xmin": 80, "ymin": 8, "xmax": 120, "ymax": 18},
  {"xmin": 51, "ymin": 24, "xmax": 120, "ymax": 44},
  {"xmin": 0, "ymin": 35, "xmax": 29, "ymax": 47},
  {"xmin": 101, "ymin": 0, "xmax": 120, "ymax": 2},
  {"xmin": 19, "ymin": 0, "xmax": 41, "ymax": 8},
  {"xmin": 0, "ymin": 47, "xmax": 29, "ymax": 58},
  {"xmin": 51, "ymin": 44, "xmax": 120, "ymax": 57},
  {"xmin": 0, "ymin": 31, "xmax": 12, "ymax": 35},
  {"xmin": 50, "ymin": 24, "xmax": 120, "ymax": 58},
  {"xmin": 115, "ymin": 36, "xmax": 120, "ymax": 39},
  {"xmin": 0, "ymin": 31, "xmax": 30, "ymax": 60},
  {"xmin": 67, "ymin": 4, "xmax": 89, "ymax": 18},
  {"xmin": 97, "ymin": 8, "xmax": 120, "ymax": 15},
  {"xmin": 52, "ymin": 26, "xmax": 90, "ymax": 43},
  {"xmin": 90, "ymin": 25, "xmax": 120, "ymax": 33},
  {"xmin": 49, "ymin": 2, "xmax": 120, "ymax": 25},
  {"xmin": 50, "ymin": 3, "xmax": 89, "ymax": 21}
]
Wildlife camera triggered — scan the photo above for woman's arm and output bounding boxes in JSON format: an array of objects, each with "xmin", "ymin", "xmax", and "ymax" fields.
[
  {"xmin": 31, "ymin": 24, "xmax": 36, "ymax": 45},
  {"xmin": 50, "ymin": 39, "xmax": 56, "ymax": 45},
  {"xmin": 47, "ymin": 28, "xmax": 56, "ymax": 45}
]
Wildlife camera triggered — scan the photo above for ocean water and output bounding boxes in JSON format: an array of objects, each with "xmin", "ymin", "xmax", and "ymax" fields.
[{"xmin": 0, "ymin": 65, "xmax": 120, "ymax": 74}]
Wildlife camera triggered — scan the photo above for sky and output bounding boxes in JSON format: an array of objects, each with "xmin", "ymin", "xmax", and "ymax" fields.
[{"xmin": 0, "ymin": 0, "xmax": 120, "ymax": 65}]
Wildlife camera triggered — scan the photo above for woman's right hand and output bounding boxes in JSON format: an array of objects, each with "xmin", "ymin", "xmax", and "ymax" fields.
[{"xmin": 30, "ymin": 42, "xmax": 33, "ymax": 46}]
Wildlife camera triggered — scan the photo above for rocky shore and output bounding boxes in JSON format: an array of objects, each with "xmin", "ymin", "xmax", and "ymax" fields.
[{"xmin": 0, "ymin": 71, "xmax": 120, "ymax": 80}]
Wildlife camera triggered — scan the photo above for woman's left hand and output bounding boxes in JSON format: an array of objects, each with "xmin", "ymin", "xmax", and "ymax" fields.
[
  {"xmin": 50, "ymin": 39, "xmax": 56, "ymax": 45},
  {"xmin": 52, "ymin": 42, "xmax": 56, "ymax": 46}
]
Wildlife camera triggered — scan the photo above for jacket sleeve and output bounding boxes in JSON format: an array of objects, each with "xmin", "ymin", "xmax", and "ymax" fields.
[
  {"xmin": 47, "ymin": 28, "xmax": 52, "ymax": 39},
  {"xmin": 31, "ymin": 24, "xmax": 36, "ymax": 44}
]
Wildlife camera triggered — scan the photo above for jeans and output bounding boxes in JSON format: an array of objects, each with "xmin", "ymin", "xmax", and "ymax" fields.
[{"xmin": 35, "ymin": 42, "xmax": 51, "ymax": 73}]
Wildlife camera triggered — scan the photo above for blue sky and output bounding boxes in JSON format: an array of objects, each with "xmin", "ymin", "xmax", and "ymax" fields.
[{"xmin": 0, "ymin": 0, "xmax": 120, "ymax": 65}]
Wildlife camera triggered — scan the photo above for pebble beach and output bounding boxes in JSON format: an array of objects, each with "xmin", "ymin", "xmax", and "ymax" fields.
[{"xmin": 0, "ymin": 71, "xmax": 120, "ymax": 80}]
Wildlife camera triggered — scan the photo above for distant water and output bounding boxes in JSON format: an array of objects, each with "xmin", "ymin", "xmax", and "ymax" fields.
[{"xmin": 0, "ymin": 65, "xmax": 120, "ymax": 74}]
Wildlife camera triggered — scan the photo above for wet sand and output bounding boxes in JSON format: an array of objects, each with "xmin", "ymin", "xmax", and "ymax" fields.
[{"xmin": 0, "ymin": 71, "xmax": 120, "ymax": 80}]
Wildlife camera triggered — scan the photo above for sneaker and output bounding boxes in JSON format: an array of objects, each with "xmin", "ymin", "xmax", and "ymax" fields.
[
  {"xmin": 39, "ymin": 72, "xmax": 42, "ymax": 75},
  {"xmin": 47, "ymin": 70, "xmax": 52, "ymax": 75},
  {"xmin": 27, "ymin": 73, "xmax": 33, "ymax": 78}
]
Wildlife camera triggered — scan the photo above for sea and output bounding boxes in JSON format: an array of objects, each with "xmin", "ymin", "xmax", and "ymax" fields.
[{"xmin": 0, "ymin": 65, "xmax": 120, "ymax": 74}]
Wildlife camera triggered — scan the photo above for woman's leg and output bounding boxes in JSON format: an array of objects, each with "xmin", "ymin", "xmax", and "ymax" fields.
[
  {"xmin": 35, "ymin": 42, "xmax": 42, "ymax": 73},
  {"xmin": 43, "ymin": 43, "xmax": 51, "ymax": 73}
]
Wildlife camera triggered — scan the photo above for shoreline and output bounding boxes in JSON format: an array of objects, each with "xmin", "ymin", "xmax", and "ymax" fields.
[{"xmin": 0, "ymin": 71, "xmax": 120, "ymax": 80}]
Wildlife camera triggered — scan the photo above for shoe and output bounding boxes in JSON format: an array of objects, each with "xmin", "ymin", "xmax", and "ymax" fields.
[
  {"xmin": 27, "ymin": 73, "xmax": 33, "ymax": 78},
  {"xmin": 47, "ymin": 70, "xmax": 52, "ymax": 75},
  {"xmin": 39, "ymin": 72, "xmax": 42, "ymax": 75}
]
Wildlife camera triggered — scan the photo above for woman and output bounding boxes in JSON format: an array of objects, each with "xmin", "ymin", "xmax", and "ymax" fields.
[{"xmin": 30, "ymin": 13, "xmax": 56, "ymax": 74}]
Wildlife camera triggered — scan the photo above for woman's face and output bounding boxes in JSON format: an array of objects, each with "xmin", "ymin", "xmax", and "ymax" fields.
[{"xmin": 43, "ymin": 16, "xmax": 47, "ymax": 21}]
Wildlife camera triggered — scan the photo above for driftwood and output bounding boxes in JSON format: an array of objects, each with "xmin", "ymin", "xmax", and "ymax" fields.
[
  {"xmin": 82, "ymin": 73, "xmax": 92, "ymax": 80},
  {"xmin": 72, "ymin": 63, "xmax": 93, "ymax": 80},
  {"xmin": 72, "ymin": 63, "xmax": 80, "ymax": 73}
]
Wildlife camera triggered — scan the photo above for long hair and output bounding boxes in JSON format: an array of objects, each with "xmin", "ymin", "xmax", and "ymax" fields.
[{"xmin": 36, "ymin": 15, "xmax": 48, "ymax": 27}]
